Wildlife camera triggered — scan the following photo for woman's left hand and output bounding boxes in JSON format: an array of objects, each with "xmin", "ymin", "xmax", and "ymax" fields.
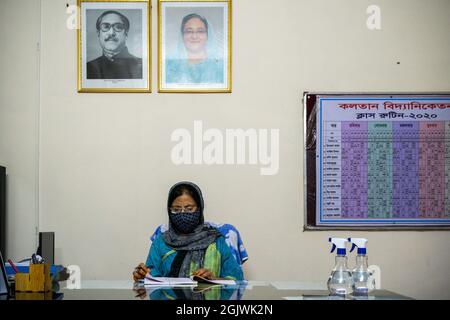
[{"xmin": 192, "ymin": 268, "xmax": 214, "ymax": 280}]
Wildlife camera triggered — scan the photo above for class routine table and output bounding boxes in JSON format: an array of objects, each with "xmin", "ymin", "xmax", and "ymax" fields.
[{"xmin": 316, "ymin": 97, "xmax": 450, "ymax": 226}]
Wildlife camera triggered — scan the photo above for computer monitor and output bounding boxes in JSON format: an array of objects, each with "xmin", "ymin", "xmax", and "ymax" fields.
[
  {"xmin": 0, "ymin": 250, "xmax": 9, "ymax": 296},
  {"xmin": 0, "ymin": 166, "xmax": 6, "ymax": 257},
  {"xmin": 37, "ymin": 232, "xmax": 54, "ymax": 265}
]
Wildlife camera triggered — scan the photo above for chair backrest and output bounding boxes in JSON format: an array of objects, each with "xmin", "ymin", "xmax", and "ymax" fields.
[{"xmin": 151, "ymin": 222, "xmax": 248, "ymax": 266}]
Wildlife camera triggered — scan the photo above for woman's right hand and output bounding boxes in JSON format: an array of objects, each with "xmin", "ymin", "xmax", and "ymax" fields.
[{"xmin": 133, "ymin": 263, "xmax": 150, "ymax": 282}]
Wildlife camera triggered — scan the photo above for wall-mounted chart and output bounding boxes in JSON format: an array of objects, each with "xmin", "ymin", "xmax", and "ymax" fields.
[{"xmin": 304, "ymin": 93, "xmax": 450, "ymax": 229}]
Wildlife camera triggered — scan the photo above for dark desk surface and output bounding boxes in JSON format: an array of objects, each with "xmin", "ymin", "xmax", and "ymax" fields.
[{"xmin": 54, "ymin": 281, "xmax": 412, "ymax": 300}]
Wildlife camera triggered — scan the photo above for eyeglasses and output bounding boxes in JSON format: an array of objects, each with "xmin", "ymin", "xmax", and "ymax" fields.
[
  {"xmin": 169, "ymin": 206, "xmax": 198, "ymax": 214},
  {"xmin": 100, "ymin": 22, "xmax": 125, "ymax": 33},
  {"xmin": 183, "ymin": 29, "xmax": 207, "ymax": 36}
]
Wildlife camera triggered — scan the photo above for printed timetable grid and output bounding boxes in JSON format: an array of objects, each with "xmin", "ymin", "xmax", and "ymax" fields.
[{"xmin": 316, "ymin": 97, "xmax": 450, "ymax": 226}]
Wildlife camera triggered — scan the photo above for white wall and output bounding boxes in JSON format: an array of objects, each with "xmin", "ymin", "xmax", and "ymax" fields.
[
  {"xmin": 2, "ymin": 0, "xmax": 450, "ymax": 299},
  {"xmin": 0, "ymin": 0, "xmax": 40, "ymax": 260}
]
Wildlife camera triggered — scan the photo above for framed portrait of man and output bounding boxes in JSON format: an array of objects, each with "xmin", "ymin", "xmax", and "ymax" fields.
[
  {"xmin": 158, "ymin": 0, "xmax": 232, "ymax": 93},
  {"xmin": 78, "ymin": 0, "xmax": 151, "ymax": 92}
]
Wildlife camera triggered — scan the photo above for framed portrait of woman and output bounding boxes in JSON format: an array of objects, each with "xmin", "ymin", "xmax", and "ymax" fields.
[
  {"xmin": 78, "ymin": 0, "xmax": 151, "ymax": 93},
  {"xmin": 158, "ymin": 0, "xmax": 232, "ymax": 93}
]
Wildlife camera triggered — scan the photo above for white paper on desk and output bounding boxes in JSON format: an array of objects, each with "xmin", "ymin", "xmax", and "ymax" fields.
[{"xmin": 144, "ymin": 275, "xmax": 197, "ymax": 287}]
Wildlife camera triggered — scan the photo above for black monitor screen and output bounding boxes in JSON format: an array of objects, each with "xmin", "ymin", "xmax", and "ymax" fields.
[{"xmin": 0, "ymin": 251, "xmax": 9, "ymax": 295}]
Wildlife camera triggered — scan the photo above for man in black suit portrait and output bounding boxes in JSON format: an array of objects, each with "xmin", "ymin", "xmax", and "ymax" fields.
[{"xmin": 87, "ymin": 10, "xmax": 142, "ymax": 79}]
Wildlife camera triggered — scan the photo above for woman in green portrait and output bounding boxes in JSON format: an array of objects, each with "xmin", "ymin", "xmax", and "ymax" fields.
[{"xmin": 165, "ymin": 13, "xmax": 224, "ymax": 84}]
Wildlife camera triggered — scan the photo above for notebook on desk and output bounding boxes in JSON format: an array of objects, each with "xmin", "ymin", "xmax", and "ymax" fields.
[
  {"xmin": 142, "ymin": 274, "xmax": 236, "ymax": 287},
  {"xmin": 143, "ymin": 275, "xmax": 197, "ymax": 287},
  {"xmin": 191, "ymin": 275, "xmax": 236, "ymax": 286}
]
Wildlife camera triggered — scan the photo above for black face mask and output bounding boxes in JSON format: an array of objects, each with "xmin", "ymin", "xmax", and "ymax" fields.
[{"xmin": 169, "ymin": 211, "xmax": 201, "ymax": 234}]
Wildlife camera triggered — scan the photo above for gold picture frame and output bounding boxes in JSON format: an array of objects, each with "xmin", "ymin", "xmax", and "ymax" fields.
[
  {"xmin": 158, "ymin": 0, "xmax": 232, "ymax": 93},
  {"xmin": 77, "ymin": 0, "xmax": 151, "ymax": 93}
]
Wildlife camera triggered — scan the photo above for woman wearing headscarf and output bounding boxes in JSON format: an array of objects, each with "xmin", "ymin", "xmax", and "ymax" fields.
[
  {"xmin": 165, "ymin": 13, "xmax": 224, "ymax": 84},
  {"xmin": 133, "ymin": 181, "xmax": 243, "ymax": 281}
]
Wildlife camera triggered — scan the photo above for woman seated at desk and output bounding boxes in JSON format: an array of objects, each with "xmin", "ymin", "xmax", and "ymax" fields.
[{"xmin": 133, "ymin": 181, "xmax": 244, "ymax": 281}]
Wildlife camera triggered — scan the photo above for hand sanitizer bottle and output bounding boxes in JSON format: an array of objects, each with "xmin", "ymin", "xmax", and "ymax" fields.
[
  {"xmin": 327, "ymin": 238, "xmax": 353, "ymax": 296},
  {"xmin": 348, "ymin": 238, "xmax": 374, "ymax": 295}
]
